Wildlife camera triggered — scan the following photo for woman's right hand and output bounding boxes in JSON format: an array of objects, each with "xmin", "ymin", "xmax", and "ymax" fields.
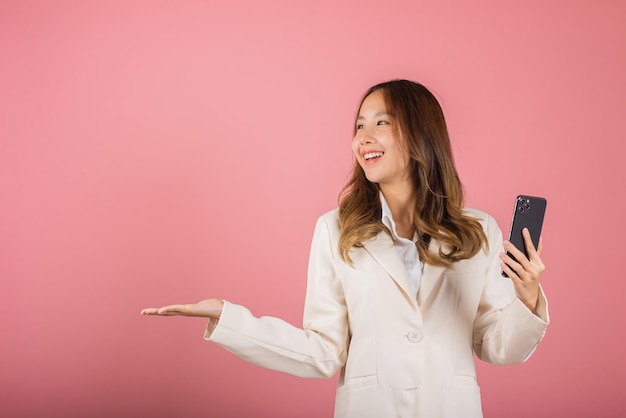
[{"xmin": 141, "ymin": 299, "xmax": 224, "ymax": 319}]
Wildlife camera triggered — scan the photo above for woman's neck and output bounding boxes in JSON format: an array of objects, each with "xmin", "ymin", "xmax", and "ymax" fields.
[{"xmin": 380, "ymin": 184, "xmax": 417, "ymax": 238}]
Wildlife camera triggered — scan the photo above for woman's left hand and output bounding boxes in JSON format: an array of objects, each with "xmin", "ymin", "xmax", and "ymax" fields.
[{"xmin": 500, "ymin": 228, "xmax": 545, "ymax": 312}]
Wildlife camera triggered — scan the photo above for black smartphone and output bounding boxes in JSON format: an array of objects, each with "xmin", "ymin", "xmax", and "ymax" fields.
[{"xmin": 502, "ymin": 195, "xmax": 547, "ymax": 277}]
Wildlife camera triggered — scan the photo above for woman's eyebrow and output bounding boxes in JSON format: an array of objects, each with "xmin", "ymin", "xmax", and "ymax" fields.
[{"xmin": 356, "ymin": 111, "xmax": 391, "ymax": 120}]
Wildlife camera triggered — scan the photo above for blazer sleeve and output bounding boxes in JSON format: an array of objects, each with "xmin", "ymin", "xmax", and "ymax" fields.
[
  {"xmin": 203, "ymin": 214, "xmax": 349, "ymax": 378},
  {"xmin": 472, "ymin": 214, "xmax": 550, "ymax": 365}
]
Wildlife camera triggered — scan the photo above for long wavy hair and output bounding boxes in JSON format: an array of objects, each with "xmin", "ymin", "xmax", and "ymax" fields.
[{"xmin": 338, "ymin": 79, "xmax": 487, "ymax": 266}]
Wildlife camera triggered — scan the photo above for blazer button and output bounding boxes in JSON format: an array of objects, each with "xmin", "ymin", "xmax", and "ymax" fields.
[{"xmin": 407, "ymin": 329, "xmax": 423, "ymax": 343}]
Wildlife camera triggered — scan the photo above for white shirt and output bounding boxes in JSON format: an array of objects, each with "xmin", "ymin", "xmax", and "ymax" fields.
[{"xmin": 380, "ymin": 192, "xmax": 423, "ymax": 298}]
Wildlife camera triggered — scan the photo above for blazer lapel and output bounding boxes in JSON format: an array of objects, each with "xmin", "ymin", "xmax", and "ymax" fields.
[
  {"xmin": 417, "ymin": 238, "xmax": 447, "ymax": 307},
  {"xmin": 363, "ymin": 232, "xmax": 418, "ymax": 309}
]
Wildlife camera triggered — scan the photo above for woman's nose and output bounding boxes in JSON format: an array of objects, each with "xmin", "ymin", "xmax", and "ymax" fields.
[{"xmin": 359, "ymin": 134, "xmax": 374, "ymax": 145}]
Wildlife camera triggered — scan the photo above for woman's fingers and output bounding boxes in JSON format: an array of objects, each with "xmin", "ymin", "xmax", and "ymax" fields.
[
  {"xmin": 156, "ymin": 305, "xmax": 185, "ymax": 315},
  {"xmin": 140, "ymin": 308, "xmax": 161, "ymax": 315},
  {"xmin": 141, "ymin": 299, "xmax": 224, "ymax": 318},
  {"xmin": 500, "ymin": 258, "xmax": 518, "ymax": 279},
  {"xmin": 140, "ymin": 304, "xmax": 196, "ymax": 316},
  {"xmin": 522, "ymin": 228, "xmax": 540, "ymax": 261},
  {"xmin": 536, "ymin": 236, "xmax": 543, "ymax": 257},
  {"xmin": 502, "ymin": 242, "xmax": 529, "ymax": 277},
  {"xmin": 500, "ymin": 230, "xmax": 545, "ymax": 313}
]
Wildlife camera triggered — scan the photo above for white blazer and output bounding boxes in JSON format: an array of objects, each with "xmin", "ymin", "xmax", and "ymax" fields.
[{"xmin": 205, "ymin": 208, "xmax": 549, "ymax": 418}]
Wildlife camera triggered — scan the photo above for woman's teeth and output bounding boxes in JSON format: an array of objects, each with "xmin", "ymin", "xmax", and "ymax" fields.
[{"xmin": 364, "ymin": 152, "xmax": 383, "ymax": 160}]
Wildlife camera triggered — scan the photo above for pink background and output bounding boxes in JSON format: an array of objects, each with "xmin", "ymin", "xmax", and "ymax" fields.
[{"xmin": 2, "ymin": 1, "xmax": 625, "ymax": 417}]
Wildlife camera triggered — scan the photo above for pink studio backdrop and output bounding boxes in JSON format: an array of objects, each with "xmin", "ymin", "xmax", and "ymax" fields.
[{"xmin": 2, "ymin": 1, "xmax": 625, "ymax": 417}]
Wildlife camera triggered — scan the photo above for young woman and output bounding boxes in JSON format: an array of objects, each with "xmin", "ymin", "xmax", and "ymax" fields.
[{"xmin": 142, "ymin": 79, "xmax": 549, "ymax": 418}]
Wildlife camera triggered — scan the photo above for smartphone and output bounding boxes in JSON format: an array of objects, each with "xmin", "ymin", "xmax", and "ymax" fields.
[{"xmin": 502, "ymin": 195, "xmax": 547, "ymax": 277}]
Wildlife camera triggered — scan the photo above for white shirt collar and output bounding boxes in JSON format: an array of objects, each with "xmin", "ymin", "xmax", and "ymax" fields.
[
  {"xmin": 380, "ymin": 191, "xmax": 417, "ymax": 243},
  {"xmin": 379, "ymin": 191, "xmax": 422, "ymax": 296}
]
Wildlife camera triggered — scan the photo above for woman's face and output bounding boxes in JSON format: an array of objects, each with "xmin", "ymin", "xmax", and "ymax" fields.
[{"xmin": 352, "ymin": 90, "xmax": 411, "ymax": 188}]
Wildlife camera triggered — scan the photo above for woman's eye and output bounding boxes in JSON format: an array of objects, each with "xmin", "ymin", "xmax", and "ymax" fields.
[
  {"xmin": 377, "ymin": 120, "xmax": 389, "ymax": 125},
  {"xmin": 356, "ymin": 124, "xmax": 365, "ymax": 130}
]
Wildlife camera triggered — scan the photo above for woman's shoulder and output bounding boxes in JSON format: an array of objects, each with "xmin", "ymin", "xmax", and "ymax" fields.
[
  {"xmin": 463, "ymin": 206, "xmax": 491, "ymax": 221},
  {"xmin": 308, "ymin": 208, "xmax": 341, "ymax": 238},
  {"xmin": 463, "ymin": 207, "xmax": 501, "ymax": 237},
  {"xmin": 316, "ymin": 208, "xmax": 340, "ymax": 230},
  {"xmin": 318, "ymin": 207, "xmax": 339, "ymax": 221},
  {"xmin": 308, "ymin": 208, "xmax": 341, "ymax": 245}
]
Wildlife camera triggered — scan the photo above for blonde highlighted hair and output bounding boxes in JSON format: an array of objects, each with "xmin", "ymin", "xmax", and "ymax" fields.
[{"xmin": 338, "ymin": 80, "xmax": 487, "ymax": 265}]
